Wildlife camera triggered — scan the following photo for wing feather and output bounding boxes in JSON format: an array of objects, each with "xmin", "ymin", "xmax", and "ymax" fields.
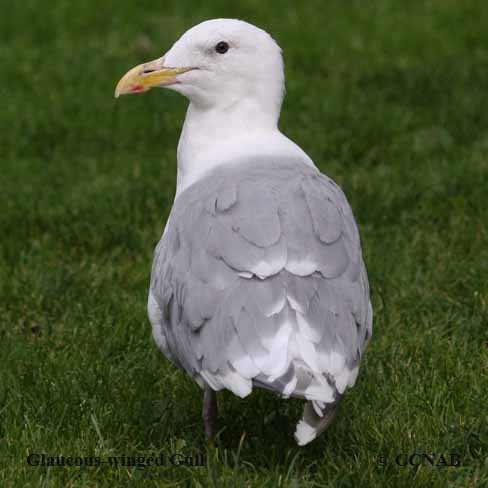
[{"xmin": 149, "ymin": 158, "xmax": 372, "ymax": 402}]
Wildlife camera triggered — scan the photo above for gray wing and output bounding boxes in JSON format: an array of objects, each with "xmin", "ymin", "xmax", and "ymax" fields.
[{"xmin": 148, "ymin": 158, "xmax": 372, "ymax": 403}]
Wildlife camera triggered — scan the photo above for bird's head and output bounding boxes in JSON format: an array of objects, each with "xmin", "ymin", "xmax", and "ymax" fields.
[{"xmin": 115, "ymin": 19, "xmax": 285, "ymax": 112}]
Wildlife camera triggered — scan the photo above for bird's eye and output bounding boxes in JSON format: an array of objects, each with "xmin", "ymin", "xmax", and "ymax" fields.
[{"xmin": 215, "ymin": 41, "xmax": 229, "ymax": 54}]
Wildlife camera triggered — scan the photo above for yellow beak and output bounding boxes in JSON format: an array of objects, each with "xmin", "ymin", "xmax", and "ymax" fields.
[{"xmin": 114, "ymin": 57, "xmax": 193, "ymax": 98}]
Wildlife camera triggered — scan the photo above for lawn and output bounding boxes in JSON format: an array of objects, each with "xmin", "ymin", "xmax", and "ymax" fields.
[{"xmin": 1, "ymin": 0, "xmax": 487, "ymax": 486}]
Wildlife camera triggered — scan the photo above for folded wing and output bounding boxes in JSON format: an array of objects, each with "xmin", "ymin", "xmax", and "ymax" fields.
[{"xmin": 149, "ymin": 157, "xmax": 372, "ymax": 404}]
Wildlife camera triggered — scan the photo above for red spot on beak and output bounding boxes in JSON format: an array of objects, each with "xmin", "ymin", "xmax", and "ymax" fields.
[{"xmin": 130, "ymin": 85, "xmax": 145, "ymax": 93}]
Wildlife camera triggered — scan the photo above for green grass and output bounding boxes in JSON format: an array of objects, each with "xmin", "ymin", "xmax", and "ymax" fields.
[{"xmin": 1, "ymin": 0, "xmax": 487, "ymax": 486}]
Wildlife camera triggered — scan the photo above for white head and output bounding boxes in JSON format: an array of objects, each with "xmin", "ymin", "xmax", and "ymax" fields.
[
  {"xmin": 115, "ymin": 19, "xmax": 314, "ymax": 194},
  {"xmin": 115, "ymin": 19, "xmax": 285, "ymax": 124}
]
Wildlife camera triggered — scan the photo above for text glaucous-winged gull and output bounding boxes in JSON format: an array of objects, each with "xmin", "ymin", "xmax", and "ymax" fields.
[{"xmin": 115, "ymin": 18, "xmax": 373, "ymax": 446}]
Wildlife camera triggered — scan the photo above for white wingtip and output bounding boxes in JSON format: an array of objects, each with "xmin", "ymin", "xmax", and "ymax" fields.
[{"xmin": 294, "ymin": 420, "xmax": 317, "ymax": 446}]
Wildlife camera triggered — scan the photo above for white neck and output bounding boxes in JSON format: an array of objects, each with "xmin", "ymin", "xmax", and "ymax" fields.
[{"xmin": 175, "ymin": 100, "xmax": 314, "ymax": 195}]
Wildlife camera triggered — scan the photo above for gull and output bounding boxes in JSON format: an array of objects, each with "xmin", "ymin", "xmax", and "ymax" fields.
[{"xmin": 115, "ymin": 18, "xmax": 372, "ymax": 446}]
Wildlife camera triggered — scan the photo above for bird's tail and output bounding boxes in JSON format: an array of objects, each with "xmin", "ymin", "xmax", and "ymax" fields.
[{"xmin": 294, "ymin": 397, "xmax": 342, "ymax": 446}]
